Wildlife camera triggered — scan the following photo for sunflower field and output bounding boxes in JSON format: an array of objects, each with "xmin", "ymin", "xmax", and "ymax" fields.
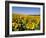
[{"xmin": 12, "ymin": 13, "xmax": 40, "ymax": 31}]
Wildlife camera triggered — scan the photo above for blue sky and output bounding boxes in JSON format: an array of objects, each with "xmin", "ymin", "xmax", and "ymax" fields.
[{"xmin": 12, "ymin": 7, "xmax": 40, "ymax": 15}]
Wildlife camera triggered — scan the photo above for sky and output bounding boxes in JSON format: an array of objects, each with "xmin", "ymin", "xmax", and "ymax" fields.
[{"xmin": 12, "ymin": 7, "xmax": 40, "ymax": 15}]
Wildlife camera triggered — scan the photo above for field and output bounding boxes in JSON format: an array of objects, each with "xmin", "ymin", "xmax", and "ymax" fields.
[{"xmin": 12, "ymin": 13, "xmax": 40, "ymax": 31}]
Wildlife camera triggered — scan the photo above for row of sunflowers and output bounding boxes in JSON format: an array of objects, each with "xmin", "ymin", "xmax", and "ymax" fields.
[{"xmin": 12, "ymin": 13, "xmax": 40, "ymax": 31}]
